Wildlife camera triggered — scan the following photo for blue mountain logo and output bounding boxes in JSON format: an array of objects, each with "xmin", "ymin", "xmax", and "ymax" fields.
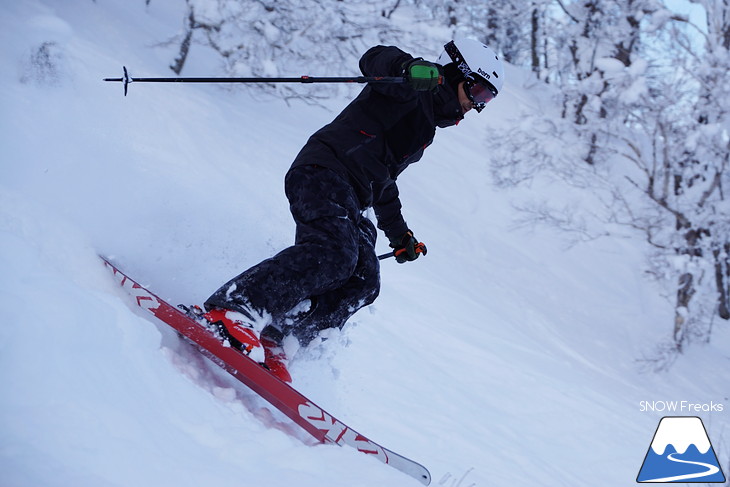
[{"xmin": 637, "ymin": 416, "xmax": 726, "ymax": 483}]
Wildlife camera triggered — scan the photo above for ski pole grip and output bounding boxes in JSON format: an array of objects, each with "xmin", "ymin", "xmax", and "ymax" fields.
[{"xmin": 377, "ymin": 243, "xmax": 427, "ymax": 261}]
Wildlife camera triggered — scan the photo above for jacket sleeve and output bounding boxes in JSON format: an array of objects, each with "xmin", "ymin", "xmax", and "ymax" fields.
[
  {"xmin": 373, "ymin": 179, "xmax": 409, "ymax": 240},
  {"xmin": 359, "ymin": 45, "xmax": 417, "ymax": 101}
]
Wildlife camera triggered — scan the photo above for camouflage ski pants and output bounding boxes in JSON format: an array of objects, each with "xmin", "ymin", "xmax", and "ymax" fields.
[{"xmin": 205, "ymin": 164, "xmax": 380, "ymax": 344}]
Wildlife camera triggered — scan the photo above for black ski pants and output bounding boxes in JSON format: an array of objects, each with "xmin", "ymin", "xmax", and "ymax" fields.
[{"xmin": 205, "ymin": 164, "xmax": 380, "ymax": 345}]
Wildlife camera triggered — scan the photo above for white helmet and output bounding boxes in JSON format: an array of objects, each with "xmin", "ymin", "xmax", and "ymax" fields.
[{"xmin": 437, "ymin": 38, "xmax": 504, "ymax": 111}]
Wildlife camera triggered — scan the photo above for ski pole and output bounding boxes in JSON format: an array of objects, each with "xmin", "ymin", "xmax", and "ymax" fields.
[
  {"xmin": 378, "ymin": 243, "xmax": 427, "ymax": 261},
  {"xmin": 104, "ymin": 66, "xmax": 407, "ymax": 96}
]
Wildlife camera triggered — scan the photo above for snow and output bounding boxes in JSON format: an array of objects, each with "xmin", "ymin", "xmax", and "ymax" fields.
[{"xmin": 1, "ymin": 1, "xmax": 728, "ymax": 486}]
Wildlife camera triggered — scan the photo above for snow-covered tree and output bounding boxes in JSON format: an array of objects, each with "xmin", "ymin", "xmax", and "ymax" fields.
[
  {"xmin": 165, "ymin": 0, "xmax": 450, "ymax": 102},
  {"xmin": 549, "ymin": 0, "xmax": 662, "ymax": 164},
  {"xmin": 488, "ymin": 0, "xmax": 728, "ymax": 356},
  {"xmin": 627, "ymin": 0, "xmax": 730, "ymax": 347}
]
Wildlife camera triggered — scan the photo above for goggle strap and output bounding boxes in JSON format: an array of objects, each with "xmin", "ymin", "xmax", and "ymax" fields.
[{"xmin": 444, "ymin": 41, "xmax": 474, "ymax": 80}]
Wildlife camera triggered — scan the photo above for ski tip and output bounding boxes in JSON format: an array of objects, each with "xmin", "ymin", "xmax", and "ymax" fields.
[{"xmin": 412, "ymin": 463, "xmax": 432, "ymax": 485}]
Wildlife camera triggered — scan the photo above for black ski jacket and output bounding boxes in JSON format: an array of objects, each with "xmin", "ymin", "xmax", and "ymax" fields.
[{"xmin": 290, "ymin": 45, "xmax": 463, "ymax": 240}]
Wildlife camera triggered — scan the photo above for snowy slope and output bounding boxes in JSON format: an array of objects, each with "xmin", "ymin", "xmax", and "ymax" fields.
[{"xmin": 1, "ymin": 2, "xmax": 728, "ymax": 486}]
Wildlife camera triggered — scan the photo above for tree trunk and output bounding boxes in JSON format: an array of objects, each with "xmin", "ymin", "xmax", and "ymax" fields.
[
  {"xmin": 531, "ymin": 7, "xmax": 540, "ymax": 78},
  {"xmin": 715, "ymin": 243, "xmax": 730, "ymax": 320}
]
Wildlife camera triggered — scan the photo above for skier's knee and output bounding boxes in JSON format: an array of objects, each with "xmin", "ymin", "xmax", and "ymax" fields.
[{"xmin": 323, "ymin": 245, "xmax": 359, "ymax": 286}]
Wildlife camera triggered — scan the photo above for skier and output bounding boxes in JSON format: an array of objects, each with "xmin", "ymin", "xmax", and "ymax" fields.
[{"xmin": 201, "ymin": 38, "xmax": 505, "ymax": 383}]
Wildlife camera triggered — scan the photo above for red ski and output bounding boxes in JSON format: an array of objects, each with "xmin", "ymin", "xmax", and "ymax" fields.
[{"xmin": 101, "ymin": 256, "xmax": 431, "ymax": 485}]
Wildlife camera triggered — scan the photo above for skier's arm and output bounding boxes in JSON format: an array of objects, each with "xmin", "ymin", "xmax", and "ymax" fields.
[
  {"xmin": 373, "ymin": 179, "xmax": 409, "ymax": 241},
  {"xmin": 359, "ymin": 45, "xmax": 417, "ymax": 100},
  {"xmin": 375, "ymin": 182, "xmax": 426, "ymax": 263}
]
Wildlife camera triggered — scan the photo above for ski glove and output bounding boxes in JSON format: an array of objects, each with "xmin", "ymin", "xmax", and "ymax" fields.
[
  {"xmin": 389, "ymin": 230, "xmax": 428, "ymax": 263},
  {"xmin": 403, "ymin": 59, "xmax": 442, "ymax": 92}
]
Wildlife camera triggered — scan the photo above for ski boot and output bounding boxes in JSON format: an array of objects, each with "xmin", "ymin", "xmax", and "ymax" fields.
[
  {"xmin": 203, "ymin": 308, "xmax": 265, "ymax": 363},
  {"xmin": 181, "ymin": 305, "xmax": 265, "ymax": 363}
]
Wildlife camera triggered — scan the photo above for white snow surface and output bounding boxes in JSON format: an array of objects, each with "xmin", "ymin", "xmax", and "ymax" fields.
[{"xmin": 1, "ymin": 2, "xmax": 728, "ymax": 487}]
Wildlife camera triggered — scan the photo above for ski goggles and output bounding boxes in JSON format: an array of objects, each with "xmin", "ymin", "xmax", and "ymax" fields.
[{"xmin": 464, "ymin": 75, "xmax": 497, "ymax": 113}]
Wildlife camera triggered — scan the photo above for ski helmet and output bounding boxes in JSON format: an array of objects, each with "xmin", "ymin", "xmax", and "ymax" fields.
[{"xmin": 437, "ymin": 38, "xmax": 504, "ymax": 112}]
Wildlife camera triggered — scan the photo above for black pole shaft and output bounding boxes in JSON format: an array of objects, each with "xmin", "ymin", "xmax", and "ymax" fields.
[
  {"xmin": 104, "ymin": 75, "xmax": 406, "ymax": 84},
  {"xmin": 104, "ymin": 66, "xmax": 406, "ymax": 96}
]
